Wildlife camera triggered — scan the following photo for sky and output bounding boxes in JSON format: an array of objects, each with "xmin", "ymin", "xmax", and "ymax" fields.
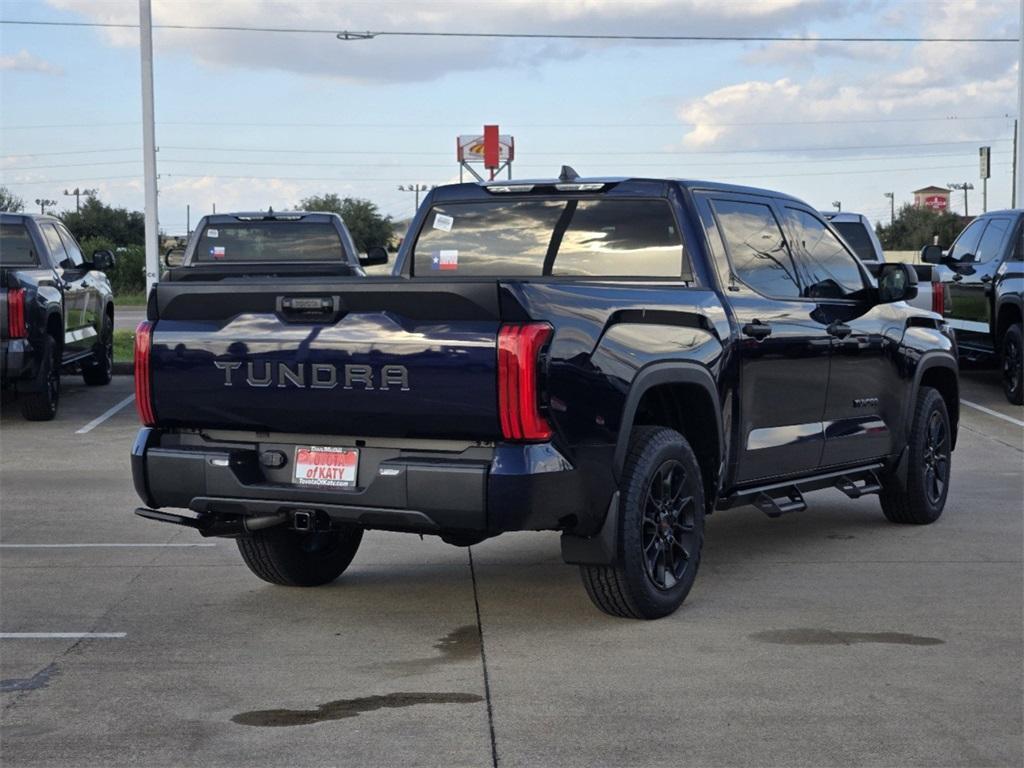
[{"xmin": 0, "ymin": 0, "xmax": 1019, "ymax": 235}]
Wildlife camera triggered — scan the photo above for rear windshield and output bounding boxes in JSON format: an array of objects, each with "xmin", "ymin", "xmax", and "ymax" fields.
[
  {"xmin": 0, "ymin": 223, "xmax": 37, "ymax": 265},
  {"xmin": 412, "ymin": 199, "xmax": 686, "ymax": 278},
  {"xmin": 831, "ymin": 221, "xmax": 877, "ymax": 262},
  {"xmin": 192, "ymin": 221, "xmax": 344, "ymax": 263}
]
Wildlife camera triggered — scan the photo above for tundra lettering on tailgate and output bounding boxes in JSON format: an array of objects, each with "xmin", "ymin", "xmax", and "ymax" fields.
[{"xmin": 213, "ymin": 361, "xmax": 410, "ymax": 391}]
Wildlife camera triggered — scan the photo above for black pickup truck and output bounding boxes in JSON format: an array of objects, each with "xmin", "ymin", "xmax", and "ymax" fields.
[
  {"xmin": 132, "ymin": 174, "xmax": 959, "ymax": 619},
  {"xmin": 923, "ymin": 209, "xmax": 1024, "ymax": 404},
  {"xmin": 1, "ymin": 213, "xmax": 116, "ymax": 420}
]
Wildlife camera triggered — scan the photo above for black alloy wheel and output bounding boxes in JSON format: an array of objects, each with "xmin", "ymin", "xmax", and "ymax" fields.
[
  {"xmin": 641, "ymin": 459, "xmax": 698, "ymax": 591},
  {"xmin": 921, "ymin": 410, "xmax": 950, "ymax": 507},
  {"xmin": 1002, "ymin": 323, "xmax": 1023, "ymax": 405}
]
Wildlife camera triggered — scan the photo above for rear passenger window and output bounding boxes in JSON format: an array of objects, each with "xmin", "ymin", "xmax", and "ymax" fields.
[
  {"xmin": 39, "ymin": 223, "xmax": 70, "ymax": 267},
  {"xmin": 785, "ymin": 208, "xmax": 865, "ymax": 298},
  {"xmin": 711, "ymin": 199, "xmax": 801, "ymax": 299},
  {"xmin": 976, "ymin": 218, "xmax": 1012, "ymax": 263}
]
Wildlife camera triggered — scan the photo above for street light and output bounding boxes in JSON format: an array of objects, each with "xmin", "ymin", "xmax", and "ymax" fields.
[
  {"xmin": 397, "ymin": 184, "xmax": 436, "ymax": 213},
  {"xmin": 947, "ymin": 182, "xmax": 974, "ymax": 216},
  {"xmin": 883, "ymin": 192, "xmax": 895, "ymax": 226},
  {"xmin": 831, "ymin": 201, "xmax": 841, "ymax": 212},
  {"xmin": 63, "ymin": 187, "xmax": 97, "ymax": 213},
  {"xmin": 34, "ymin": 198, "xmax": 57, "ymax": 215}
]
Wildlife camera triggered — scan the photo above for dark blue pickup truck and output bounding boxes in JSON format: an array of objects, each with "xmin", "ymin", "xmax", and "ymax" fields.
[{"xmin": 132, "ymin": 173, "xmax": 959, "ymax": 619}]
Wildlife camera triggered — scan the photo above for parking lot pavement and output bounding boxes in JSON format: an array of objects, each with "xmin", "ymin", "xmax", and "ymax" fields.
[{"xmin": 1, "ymin": 374, "xmax": 1021, "ymax": 767}]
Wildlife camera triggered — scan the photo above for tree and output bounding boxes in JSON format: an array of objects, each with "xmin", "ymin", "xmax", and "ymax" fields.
[
  {"xmin": 875, "ymin": 204, "xmax": 967, "ymax": 251},
  {"xmin": 0, "ymin": 186, "xmax": 25, "ymax": 212},
  {"xmin": 60, "ymin": 194, "xmax": 144, "ymax": 246},
  {"xmin": 298, "ymin": 194, "xmax": 393, "ymax": 252}
]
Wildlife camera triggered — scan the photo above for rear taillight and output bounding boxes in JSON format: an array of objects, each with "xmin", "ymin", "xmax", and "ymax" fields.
[
  {"xmin": 134, "ymin": 321, "xmax": 156, "ymax": 426},
  {"xmin": 497, "ymin": 323, "xmax": 553, "ymax": 441},
  {"xmin": 6, "ymin": 288, "xmax": 26, "ymax": 339},
  {"xmin": 931, "ymin": 279, "xmax": 950, "ymax": 315}
]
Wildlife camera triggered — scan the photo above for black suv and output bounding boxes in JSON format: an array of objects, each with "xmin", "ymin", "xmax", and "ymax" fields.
[
  {"xmin": 132, "ymin": 174, "xmax": 959, "ymax": 619},
  {"xmin": 1, "ymin": 213, "xmax": 116, "ymax": 420}
]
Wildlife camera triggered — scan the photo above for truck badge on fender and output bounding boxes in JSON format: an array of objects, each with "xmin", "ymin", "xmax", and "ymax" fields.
[{"xmin": 214, "ymin": 361, "xmax": 410, "ymax": 391}]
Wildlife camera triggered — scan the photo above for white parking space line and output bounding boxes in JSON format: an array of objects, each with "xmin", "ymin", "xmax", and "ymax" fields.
[
  {"xmin": 74, "ymin": 394, "xmax": 136, "ymax": 434},
  {"xmin": 961, "ymin": 399, "xmax": 1024, "ymax": 428},
  {"xmin": 0, "ymin": 633, "xmax": 126, "ymax": 639},
  {"xmin": 0, "ymin": 543, "xmax": 216, "ymax": 549}
]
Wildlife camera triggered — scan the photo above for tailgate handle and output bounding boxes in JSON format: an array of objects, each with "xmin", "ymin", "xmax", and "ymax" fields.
[{"xmin": 277, "ymin": 295, "xmax": 344, "ymax": 323}]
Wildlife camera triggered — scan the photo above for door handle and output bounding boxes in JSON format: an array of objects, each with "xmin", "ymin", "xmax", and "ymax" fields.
[
  {"xmin": 951, "ymin": 273, "xmax": 963, "ymax": 282},
  {"xmin": 980, "ymin": 275, "xmax": 993, "ymax": 283},
  {"xmin": 741, "ymin": 320, "xmax": 772, "ymax": 340},
  {"xmin": 826, "ymin": 321, "xmax": 852, "ymax": 339}
]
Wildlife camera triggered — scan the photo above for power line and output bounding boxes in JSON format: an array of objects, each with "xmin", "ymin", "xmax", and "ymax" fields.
[{"xmin": 0, "ymin": 18, "xmax": 1015, "ymax": 42}]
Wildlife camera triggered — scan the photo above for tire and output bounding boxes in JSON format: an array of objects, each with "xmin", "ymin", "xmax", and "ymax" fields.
[
  {"xmin": 20, "ymin": 335, "xmax": 60, "ymax": 421},
  {"xmin": 1001, "ymin": 322, "xmax": 1023, "ymax": 405},
  {"xmin": 236, "ymin": 525, "xmax": 363, "ymax": 587},
  {"xmin": 580, "ymin": 426, "xmax": 705, "ymax": 620},
  {"xmin": 879, "ymin": 387, "xmax": 951, "ymax": 525},
  {"xmin": 82, "ymin": 316, "xmax": 113, "ymax": 386}
]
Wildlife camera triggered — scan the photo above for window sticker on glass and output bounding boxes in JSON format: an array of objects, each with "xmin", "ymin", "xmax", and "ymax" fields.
[
  {"xmin": 207, "ymin": 229, "xmax": 219, "ymax": 238},
  {"xmin": 433, "ymin": 213, "xmax": 454, "ymax": 232},
  {"xmin": 210, "ymin": 246, "xmax": 226, "ymax": 259},
  {"xmin": 431, "ymin": 250, "xmax": 458, "ymax": 270}
]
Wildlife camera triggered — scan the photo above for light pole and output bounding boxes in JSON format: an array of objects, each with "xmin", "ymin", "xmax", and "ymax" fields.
[
  {"xmin": 948, "ymin": 182, "xmax": 974, "ymax": 216},
  {"xmin": 139, "ymin": 0, "xmax": 160, "ymax": 296},
  {"xmin": 398, "ymin": 184, "xmax": 435, "ymax": 214},
  {"xmin": 831, "ymin": 201, "xmax": 841, "ymax": 212},
  {"xmin": 34, "ymin": 198, "xmax": 56, "ymax": 215},
  {"xmin": 63, "ymin": 187, "xmax": 97, "ymax": 213},
  {"xmin": 883, "ymin": 192, "xmax": 894, "ymax": 226}
]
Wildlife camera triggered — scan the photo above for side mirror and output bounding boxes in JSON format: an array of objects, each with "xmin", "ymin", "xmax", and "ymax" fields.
[
  {"xmin": 91, "ymin": 249, "xmax": 116, "ymax": 271},
  {"xmin": 163, "ymin": 247, "xmax": 186, "ymax": 268},
  {"xmin": 877, "ymin": 263, "xmax": 918, "ymax": 304},
  {"xmin": 920, "ymin": 244, "xmax": 945, "ymax": 264},
  {"xmin": 359, "ymin": 246, "xmax": 389, "ymax": 267}
]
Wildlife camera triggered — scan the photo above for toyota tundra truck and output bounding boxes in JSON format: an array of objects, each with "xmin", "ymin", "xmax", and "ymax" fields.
[{"xmin": 131, "ymin": 172, "xmax": 959, "ymax": 619}]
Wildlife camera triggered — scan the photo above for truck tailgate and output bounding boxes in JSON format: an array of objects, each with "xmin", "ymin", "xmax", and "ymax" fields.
[{"xmin": 149, "ymin": 279, "xmax": 504, "ymax": 439}]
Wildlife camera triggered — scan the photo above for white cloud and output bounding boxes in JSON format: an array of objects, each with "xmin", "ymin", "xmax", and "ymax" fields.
[
  {"xmin": 0, "ymin": 50, "xmax": 64, "ymax": 76},
  {"xmin": 47, "ymin": 0, "xmax": 849, "ymax": 83},
  {"xmin": 677, "ymin": 0, "xmax": 1017, "ymax": 153}
]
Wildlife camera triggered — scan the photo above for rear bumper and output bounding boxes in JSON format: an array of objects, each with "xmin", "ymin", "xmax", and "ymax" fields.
[{"xmin": 131, "ymin": 428, "xmax": 598, "ymax": 536}]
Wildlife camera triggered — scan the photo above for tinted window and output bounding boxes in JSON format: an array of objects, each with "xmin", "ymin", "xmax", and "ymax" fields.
[
  {"xmin": 975, "ymin": 218, "xmax": 1012, "ymax": 263},
  {"xmin": 0, "ymin": 223, "xmax": 37, "ymax": 265},
  {"xmin": 412, "ymin": 199, "xmax": 685, "ymax": 278},
  {"xmin": 55, "ymin": 224, "xmax": 84, "ymax": 267},
  {"xmin": 711, "ymin": 199, "xmax": 801, "ymax": 298},
  {"xmin": 831, "ymin": 221, "xmax": 878, "ymax": 262},
  {"xmin": 40, "ymin": 223, "xmax": 70, "ymax": 266},
  {"xmin": 948, "ymin": 219, "xmax": 987, "ymax": 263},
  {"xmin": 785, "ymin": 208, "xmax": 864, "ymax": 297},
  {"xmin": 192, "ymin": 221, "xmax": 345, "ymax": 262}
]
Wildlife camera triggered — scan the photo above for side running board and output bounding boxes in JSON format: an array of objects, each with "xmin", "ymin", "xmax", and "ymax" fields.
[{"xmin": 720, "ymin": 463, "xmax": 885, "ymax": 518}]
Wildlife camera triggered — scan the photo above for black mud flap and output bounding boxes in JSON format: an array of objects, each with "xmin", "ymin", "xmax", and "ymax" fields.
[{"xmin": 559, "ymin": 491, "xmax": 620, "ymax": 566}]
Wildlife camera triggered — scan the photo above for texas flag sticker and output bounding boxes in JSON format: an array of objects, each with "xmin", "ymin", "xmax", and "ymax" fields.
[
  {"xmin": 431, "ymin": 250, "xmax": 458, "ymax": 270},
  {"xmin": 210, "ymin": 246, "xmax": 226, "ymax": 259}
]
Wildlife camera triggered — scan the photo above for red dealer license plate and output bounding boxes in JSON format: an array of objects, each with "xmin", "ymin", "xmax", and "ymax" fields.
[{"xmin": 293, "ymin": 446, "xmax": 358, "ymax": 488}]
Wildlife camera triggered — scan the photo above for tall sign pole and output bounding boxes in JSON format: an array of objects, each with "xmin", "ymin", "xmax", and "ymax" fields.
[
  {"xmin": 140, "ymin": 0, "xmax": 159, "ymax": 296},
  {"xmin": 1016, "ymin": 0, "xmax": 1024, "ymax": 208}
]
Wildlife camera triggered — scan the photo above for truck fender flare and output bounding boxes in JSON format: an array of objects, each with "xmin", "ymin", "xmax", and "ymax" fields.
[
  {"xmin": 907, "ymin": 351, "xmax": 959, "ymax": 448},
  {"xmin": 611, "ymin": 361, "xmax": 724, "ymax": 481}
]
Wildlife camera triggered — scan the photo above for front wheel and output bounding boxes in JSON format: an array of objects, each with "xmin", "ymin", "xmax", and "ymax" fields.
[
  {"xmin": 879, "ymin": 387, "xmax": 951, "ymax": 525},
  {"xmin": 236, "ymin": 526, "xmax": 363, "ymax": 587},
  {"xmin": 580, "ymin": 426, "xmax": 705, "ymax": 620},
  {"xmin": 1001, "ymin": 322, "xmax": 1023, "ymax": 405},
  {"xmin": 82, "ymin": 317, "xmax": 113, "ymax": 386}
]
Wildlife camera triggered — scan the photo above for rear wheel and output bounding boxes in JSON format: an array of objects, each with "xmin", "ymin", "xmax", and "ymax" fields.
[
  {"xmin": 236, "ymin": 525, "xmax": 363, "ymax": 586},
  {"xmin": 1001, "ymin": 322, "xmax": 1022, "ymax": 405},
  {"xmin": 20, "ymin": 335, "xmax": 60, "ymax": 421},
  {"xmin": 580, "ymin": 426, "xmax": 705, "ymax": 620},
  {"xmin": 82, "ymin": 316, "xmax": 113, "ymax": 386},
  {"xmin": 879, "ymin": 387, "xmax": 950, "ymax": 525}
]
